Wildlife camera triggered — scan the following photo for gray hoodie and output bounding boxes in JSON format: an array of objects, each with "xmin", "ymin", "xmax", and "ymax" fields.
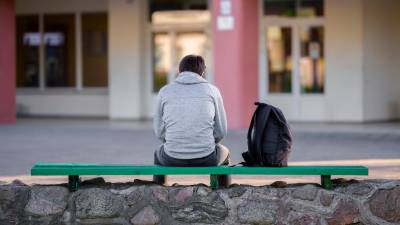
[{"xmin": 154, "ymin": 71, "xmax": 228, "ymax": 159}]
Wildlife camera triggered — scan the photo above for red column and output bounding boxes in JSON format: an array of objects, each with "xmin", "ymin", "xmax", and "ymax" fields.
[
  {"xmin": 212, "ymin": 0, "xmax": 259, "ymax": 129},
  {"xmin": 0, "ymin": 0, "xmax": 16, "ymax": 124}
]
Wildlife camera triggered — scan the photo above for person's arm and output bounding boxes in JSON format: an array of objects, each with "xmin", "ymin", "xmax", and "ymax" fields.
[
  {"xmin": 213, "ymin": 88, "xmax": 227, "ymax": 143},
  {"xmin": 153, "ymin": 92, "xmax": 166, "ymax": 141}
]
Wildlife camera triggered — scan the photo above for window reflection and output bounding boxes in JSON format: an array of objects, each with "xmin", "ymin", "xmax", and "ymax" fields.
[
  {"xmin": 267, "ymin": 27, "xmax": 292, "ymax": 93},
  {"xmin": 175, "ymin": 32, "xmax": 207, "ymax": 70},
  {"xmin": 16, "ymin": 15, "xmax": 39, "ymax": 87},
  {"xmin": 82, "ymin": 13, "xmax": 108, "ymax": 87},
  {"xmin": 44, "ymin": 14, "xmax": 76, "ymax": 87},
  {"xmin": 300, "ymin": 26, "xmax": 324, "ymax": 93}
]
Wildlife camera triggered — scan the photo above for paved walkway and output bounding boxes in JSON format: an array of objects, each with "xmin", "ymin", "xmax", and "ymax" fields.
[{"xmin": 0, "ymin": 118, "xmax": 399, "ymax": 185}]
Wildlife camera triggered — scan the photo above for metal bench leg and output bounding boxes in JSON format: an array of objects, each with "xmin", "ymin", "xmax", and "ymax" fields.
[
  {"xmin": 210, "ymin": 175, "xmax": 219, "ymax": 189},
  {"xmin": 210, "ymin": 174, "xmax": 231, "ymax": 189},
  {"xmin": 321, "ymin": 175, "xmax": 333, "ymax": 190},
  {"xmin": 68, "ymin": 175, "xmax": 81, "ymax": 191}
]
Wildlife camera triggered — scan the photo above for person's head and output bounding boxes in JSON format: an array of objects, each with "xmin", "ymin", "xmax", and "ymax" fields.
[{"xmin": 178, "ymin": 55, "xmax": 206, "ymax": 77}]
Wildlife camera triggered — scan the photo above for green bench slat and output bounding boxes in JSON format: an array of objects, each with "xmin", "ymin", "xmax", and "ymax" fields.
[{"xmin": 31, "ymin": 163, "xmax": 368, "ymax": 176}]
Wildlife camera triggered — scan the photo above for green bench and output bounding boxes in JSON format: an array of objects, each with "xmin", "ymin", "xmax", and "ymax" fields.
[{"xmin": 31, "ymin": 163, "xmax": 368, "ymax": 191}]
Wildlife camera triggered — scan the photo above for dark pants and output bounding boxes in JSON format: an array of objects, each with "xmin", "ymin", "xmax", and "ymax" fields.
[{"xmin": 153, "ymin": 144, "xmax": 231, "ymax": 186}]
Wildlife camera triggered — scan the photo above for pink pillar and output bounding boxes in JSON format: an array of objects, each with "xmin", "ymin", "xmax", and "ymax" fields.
[
  {"xmin": 0, "ymin": 0, "xmax": 16, "ymax": 124},
  {"xmin": 212, "ymin": 0, "xmax": 259, "ymax": 129}
]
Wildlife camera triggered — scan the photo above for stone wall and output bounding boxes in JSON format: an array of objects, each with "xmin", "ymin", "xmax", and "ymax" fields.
[{"xmin": 0, "ymin": 179, "xmax": 399, "ymax": 225}]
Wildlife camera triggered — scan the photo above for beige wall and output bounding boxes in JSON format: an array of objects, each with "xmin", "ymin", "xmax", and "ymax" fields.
[
  {"xmin": 325, "ymin": 0, "xmax": 364, "ymax": 121},
  {"xmin": 362, "ymin": 0, "xmax": 400, "ymax": 120},
  {"xmin": 16, "ymin": 92, "xmax": 108, "ymax": 117},
  {"xmin": 325, "ymin": 0, "xmax": 400, "ymax": 122}
]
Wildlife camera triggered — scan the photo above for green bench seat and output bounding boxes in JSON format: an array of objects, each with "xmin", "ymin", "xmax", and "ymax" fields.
[{"xmin": 31, "ymin": 163, "xmax": 368, "ymax": 191}]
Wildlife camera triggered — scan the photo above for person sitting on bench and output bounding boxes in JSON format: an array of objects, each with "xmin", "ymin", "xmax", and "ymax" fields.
[{"xmin": 153, "ymin": 54, "xmax": 230, "ymax": 184}]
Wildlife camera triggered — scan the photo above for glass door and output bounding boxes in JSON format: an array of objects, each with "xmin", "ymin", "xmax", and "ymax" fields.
[
  {"xmin": 147, "ymin": 9, "xmax": 211, "ymax": 117},
  {"xmin": 148, "ymin": 28, "xmax": 211, "ymax": 118},
  {"xmin": 262, "ymin": 17, "xmax": 324, "ymax": 120}
]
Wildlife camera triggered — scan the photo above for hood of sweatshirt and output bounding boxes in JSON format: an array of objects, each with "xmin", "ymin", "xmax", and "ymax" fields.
[{"xmin": 175, "ymin": 71, "xmax": 208, "ymax": 85}]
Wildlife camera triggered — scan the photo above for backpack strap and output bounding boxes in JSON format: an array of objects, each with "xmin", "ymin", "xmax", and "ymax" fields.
[
  {"xmin": 240, "ymin": 102, "xmax": 273, "ymax": 167},
  {"xmin": 253, "ymin": 103, "xmax": 272, "ymax": 166},
  {"xmin": 245, "ymin": 105, "xmax": 259, "ymax": 165}
]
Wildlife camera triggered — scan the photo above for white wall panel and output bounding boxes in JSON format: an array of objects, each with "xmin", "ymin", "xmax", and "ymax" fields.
[
  {"xmin": 108, "ymin": 0, "xmax": 146, "ymax": 119},
  {"xmin": 325, "ymin": 0, "xmax": 364, "ymax": 121},
  {"xmin": 17, "ymin": 93, "xmax": 108, "ymax": 117}
]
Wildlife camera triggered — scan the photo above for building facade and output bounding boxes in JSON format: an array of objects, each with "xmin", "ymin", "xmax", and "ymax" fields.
[{"xmin": 1, "ymin": 0, "xmax": 400, "ymax": 128}]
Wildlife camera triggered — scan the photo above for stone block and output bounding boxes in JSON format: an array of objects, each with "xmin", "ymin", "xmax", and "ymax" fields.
[
  {"xmin": 336, "ymin": 182, "xmax": 374, "ymax": 196},
  {"xmin": 130, "ymin": 206, "xmax": 160, "ymax": 225},
  {"xmin": 150, "ymin": 186, "xmax": 168, "ymax": 202},
  {"xmin": 237, "ymin": 199, "xmax": 280, "ymax": 225},
  {"xmin": 0, "ymin": 183, "xmax": 30, "ymax": 225},
  {"xmin": 25, "ymin": 186, "xmax": 69, "ymax": 217},
  {"xmin": 75, "ymin": 188, "xmax": 123, "ymax": 219},
  {"xmin": 292, "ymin": 185, "xmax": 318, "ymax": 201},
  {"xmin": 170, "ymin": 187, "xmax": 194, "ymax": 203},
  {"xmin": 326, "ymin": 198, "xmax": 360, "ymax": 225},
  {"xmin": 319, "ymin": 191, "xmax": 334, "ymax": 207},
  {"xmin": 289, "ymin": 213, "xmax": 322, "ymax": 225},
  {"xmin": 226, "ymin": 185, "xmax": 247, "ymax": 198},
  {"xmin": 369, "ymin": 186, "xmax": 400, "ymax": 223},
  {"xmin": 171, "ymin": 189, "xmax": 227, "ymax": 224}
]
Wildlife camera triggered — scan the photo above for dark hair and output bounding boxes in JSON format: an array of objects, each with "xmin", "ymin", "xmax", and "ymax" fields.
[{"xmin": 178, "ymin": 55, "xmax": 206, "ymax": 76}]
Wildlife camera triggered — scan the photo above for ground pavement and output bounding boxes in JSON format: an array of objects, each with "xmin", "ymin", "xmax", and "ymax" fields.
[{"xmin": 0, "ymin": 118, "xmax": 399, "ymax": 185}]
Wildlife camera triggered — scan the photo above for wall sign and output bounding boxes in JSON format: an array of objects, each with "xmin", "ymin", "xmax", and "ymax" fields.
[
  {"xmin": 217, "ymin": 0, "xmax": 234, "ymax": 31},
  {"xmin": 217, "ymin": 16, "xmax": 234, "ymax": 30},
  {"xmin": 220, "ymin": 0, "xmax": 232, "ymax": 15}
]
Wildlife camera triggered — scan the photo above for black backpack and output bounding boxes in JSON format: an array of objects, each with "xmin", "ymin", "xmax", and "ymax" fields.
[{"xmin": 241, "ymin": 102, "xmax": 292, "ymax": 167}]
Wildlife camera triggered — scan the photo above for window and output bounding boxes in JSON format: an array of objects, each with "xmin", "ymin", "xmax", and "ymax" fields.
[
  {"xmin": 44, "ymin": 14, "xmax": 76, "ymax": 87},
  {"xmin": 16, "ymin": 15, "xmax": 39, "ymax": 87},
  {"xmin": 82, "ymin": 13, "xmax": 108, "ymax": 87},
  {"xmin": 16, "ymin": 13, "xmax": 108, "ymax": 90},
  {"xmin": 264, "ymin": 0, "xmax": 296, "ymax": 17},
  {"xmin": 267, "ymin": 27, "xmax": 292, "ymax": 93},
  {"xmin": 299, "ymin": 0, "xmax": 324, "ymax": 17},
  {"xmin": 175, "ymin": 32, "xmax": 207, "ymax": 65},
  {"xmin": 264, "ymin": 0, "xmax": 324, "ymax": 17},
  {"xmin": 300, "ymin": 26, "xmax": 324, "ymax": 93},
  {"xmin": 152, "ymin": 33, "xmax": 171, "ymax": 92}
]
